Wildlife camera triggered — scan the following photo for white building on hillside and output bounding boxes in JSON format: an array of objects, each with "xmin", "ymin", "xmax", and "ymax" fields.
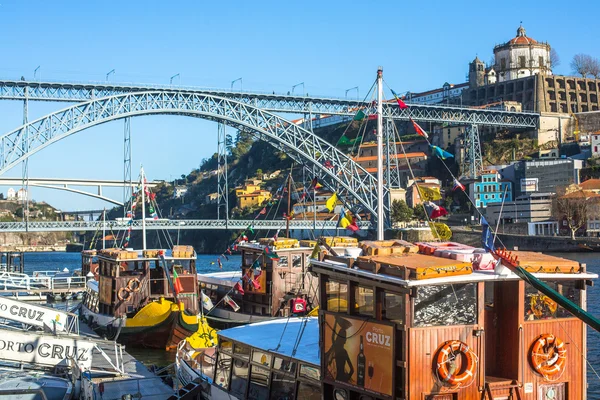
[{"xmin": 6, "ymin": 188, "xmax": 15, "ymax": 200}]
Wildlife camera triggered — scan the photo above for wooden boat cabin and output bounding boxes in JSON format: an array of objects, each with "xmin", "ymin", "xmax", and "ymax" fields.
[
  {"xmin": 309, "ymin": 240, "xmax": 597, "ymax": 400},
  {"xmin": 81, "ymin": 249, "xmax": 98, "ymax": 279},
  {"xmin": 95, "ymin": 246, "xmax": 199, "ymax": 317},
  {"xmin": 200, "ymin": 237, "xmax": 333, "ymax": 327},
  {"xmin": 197, "ymin": 318, "xmax": 321, "ymax": 400}
]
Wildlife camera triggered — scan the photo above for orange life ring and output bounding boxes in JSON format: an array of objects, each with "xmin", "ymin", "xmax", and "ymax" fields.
[
  {"xmin": 117, "ymin": 287, "xmax": 132, "ymax": 302},
  {"xmin": 127, "ymin": 278, "xmax": 141, "ymax": 292},
  {"xmin": 530, "ymin": 334, "xmax": 567, "ymax": 379},
  {"xmin": 92, "ymin": 265, "xmax": 99, "ymax": 274},
  {"xmin": 435, "ymin": 340, "xmax": 477, "ymax": 386}
]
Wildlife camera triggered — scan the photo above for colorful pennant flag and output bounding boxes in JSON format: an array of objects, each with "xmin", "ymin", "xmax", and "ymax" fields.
[
  {"xmin": 201, "ymin": 291, "xmax": 214, "ymax": 311},
  {"xmin": 423, "ymin": 201, "xmax": 448, "ymax": 219},
  {"xmin": 234, "ymin": 282, "xmax": 245, "ymax": 295},
  {"xmin": 263, "ymin": 246, "xmax": 280, "ymax": 260},
  {"xmin": 310, "ymin": 243, "xmax": 321, "ymax": 259},
  {"xmin": 347, "ymin": 218, "xmax": 360, "ymax": 232},
  {"xmin": 337, "ymin": 135, "xmax": 356, "ymax": 146},
  {"xmin": 259, "ymin": 207, "xmax": 267, "ymax": 215},
  {"xmin": 390, "ymin": 89, "xmax": 409, "ymax": 110},
  {"xmin": 247, "ymin": 225, "xmax": 254, "ymax": 234},
  {"xmin": 224, "ymin": 295, "xmax": 240, "ymax": 312},
  {"xmin": 430, "ymin": 145, "xmax": 454, "ymax": 160},
  {"xmin": 324, "ymin": 160, "xmax": 334, "ymax": 169},
  {"xmin": 417, "ymin": 186, "xmax": 442, "ymax": 202},
  {"xmin": 338, "ymin": 208, "xmax": 353, "ymax": 229},
  {"xmin": 173, "ymin": 269, "xmax": 184, "ymax": 295},
  {"xmin": 250, "ymin": 277, "xmax": 261, "ymax": 290},
  {"xmin": 367, "ymin": 114, "xmax": 378, "ymax": 121},
  {"xmin": 353, "ymin": 109, "xmax": 366, "ymax": 121},
  {"xmin": 311, "ymin": 178, "xmax": 323, "ymax": 190},
  {"xmin": 409, "ymin": 118, "xmax": 429, "ymax": 139},
  {"xmin": 325, "ymin": 193, "xmax": 338, "ymax": 212},
  {"xmin": 481, "ymin": 216, "xmax": 495, "ymax": 252},
  {"xmin": 452, "ymin": 179, "xmax": 466, "ymax": 192},
  {"xmin": 217, "ymin": 258, "xmax": 223, "ymax": 269},
  {"xmin": 251, "ymin": 259, "xmax": 262, "ymax": 271}
]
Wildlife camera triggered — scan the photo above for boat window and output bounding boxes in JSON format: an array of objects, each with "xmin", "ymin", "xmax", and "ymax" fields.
[
  {"xmin": 524, "ymin": 280, "xmax": 580, "ymax": 320},
  {"xmin": 299, "ymin": 364, "xmax": 320, "ymax": 381},
  {"xmin": 273, "ymin": 357, "xmax": 296, "ymax": 374},
  {"xmin": 382, "ymin": 292, "xmax": 405, "ymax": 324},
  {"xmin": 230, "ymin": 358, "xmax": 249, "ymax": 398},
  {"xmin": 220, "ymin": 339, "xmax": 233, "ymax": 354},
  {"xmin": 326, "ymin": 280, "xmax": 348, "ymax": 312},
  {"xmin": 234, "ymin": 343, "xmax": 250, "ymax": 360},
  {"xmin": 413, "ymin": 283, "xmax": 477, "ymax": 327},
  {"xmin": 278, "ymin": 256, "xmax": 289, "ymax": 268},
  {"xmin": 297, "ymin": 382, "xmax": 321, "ymax": 399},
  {"xmin": 292, "ymin": 254, "xmax": 302, "ymax": 268},
  {"xmin": 270, "ymin": 372, "xmax": 296, "ymax": 400},
  {"xmin": 214, "ymin": 353, "xmax": 232, "ymax": 389},
  {"xmin": 353, "ymin": 285, "xmax": 374, "ymax": 316},
  {"xmin": 248, "ymin": 366, "xmax": 270, "ymax": 399},
  {"xmin": 251, "ymin": 350, "xmax": 272, "ymax": 366}
]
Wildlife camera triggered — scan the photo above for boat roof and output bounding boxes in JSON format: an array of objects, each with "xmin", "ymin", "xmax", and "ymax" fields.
[
  {"xmin": 198, "ymin": 271, "xmax": 241, "ymax": 286},
  {"xmin": 310, "ymin": 258, "xmax": 598, "ymax": 287},
  {"xmin": 218, "ymin": 317, "xmax": 319, "ymax": 366}
]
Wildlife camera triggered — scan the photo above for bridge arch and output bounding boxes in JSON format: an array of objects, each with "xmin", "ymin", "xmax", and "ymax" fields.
[{"xmin": 0, "ymin": 91, "xmax": 383, "ymax": 218}]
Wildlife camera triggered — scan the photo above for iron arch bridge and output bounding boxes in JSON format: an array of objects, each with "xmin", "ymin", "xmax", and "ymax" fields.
[{"xmin": 0, "ymin": 91, "xmax": 384, "ymax": 219}]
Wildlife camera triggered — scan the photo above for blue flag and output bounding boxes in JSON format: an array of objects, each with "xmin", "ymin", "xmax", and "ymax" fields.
[
  {"xmin": 481, "ymin": 216, "xmax": 495, "ymax": 252},
  {"xmin": 430, "ymin": 145, "xmax": 454, "ymax": 160}
]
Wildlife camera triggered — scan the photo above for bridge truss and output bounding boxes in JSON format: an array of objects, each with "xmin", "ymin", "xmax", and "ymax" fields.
[{"xmin": 0, "ymin": 80, "xmax": 539, "ymax": 128}]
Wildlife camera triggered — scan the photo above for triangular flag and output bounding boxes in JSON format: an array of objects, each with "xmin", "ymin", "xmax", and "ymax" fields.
[
  {"xmin": 247, "ymin": 225, "xmax": 254, "ymax": 234},
  {"xmin": 217, "ymin": 258, "xmax": 223, "ymax": 269},
  {"xmin": 452, "ymin": 179, "xmax": 466, "ymax": 192},
  {"xmin": 430, "ymin": 145, "xmax": 454, "ymax": 160},
  {"xmin": 311, "ymin": 178, "xmax": 323, "ymax": 190},
  {"xmin": 353, "ymin": 109, "xmax": 366, "ymax": 121},
  {"xmin": 338, "ymin": 208, "xmax": 352, "ymax": 229},
  {"xmin": 325, "ymin": 193, "xmax": 338, "ymax": 212},
  {"xmin": 251, "ymin": 259, "xmax": 262, "ymax": 271},
  {"xmin": 263, "ymin": 246, "xmax": 280, "ymax": 260},
  {"xmin": 417, "ymin": 186, "xmax": 442, "ymax": 202},
  {"xmin": 367, "ymin": 114, "xmax": 378, "ymax": 121},
  {"xmin": 224, "ymin": 295, "xmax": 240, "ymax": 312},
  {"xmin": 173, "ymin": 269, "xmax": 184, "ymax": 295},
  {"xmin": 347, "ymin": 217, "xmax": 360, "ymax": 232},
  {"xmin": 390, "ymin": 89, "xmax": 409, "ymax": 110},
  {"xmin": 409, "ymin": 118, "xmax": 429, "ymax": 139},
  {"xmin": 259, "ymin": 207, "xmax": 267, "ymax": 215},
  {"xmin": 201, "ymin": 291, "xmax": 214, "ymax": 311}
]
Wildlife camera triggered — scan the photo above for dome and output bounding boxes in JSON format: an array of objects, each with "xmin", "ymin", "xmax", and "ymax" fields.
[{"xmin": 507, "ymin": 25, "xmax": 538, "ymax": 45}]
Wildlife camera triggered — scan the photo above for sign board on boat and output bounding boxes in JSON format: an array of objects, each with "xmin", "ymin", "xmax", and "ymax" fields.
[
  {"xmin": 520, "ymin": 178, "xmax": 538, "ymax": 193},
  {"xmin": 323, "ymin": 313, "xmax": 394, "ymax": 398},
  {"xmin": 0, "ymin": 328, "xmax": 95, "ymax": 369},
  {"xmin": 0, "ymin": 296, "xmax": 68, "ymax": 332}
]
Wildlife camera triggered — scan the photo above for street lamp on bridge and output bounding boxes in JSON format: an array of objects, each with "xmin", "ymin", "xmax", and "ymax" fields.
[
  {"xmin": 231, "ymin": 77, "xmax": 242, "ymax": 92},
  {"xmin": 170, "ymin": 73, "xmax": 180, "ymax": 85},
  {"xmin": 292, "ymin": 82, "xmax": 304, "ymax": 96},
  {"xmin": 34, "ymin": 66, "xmax": 41, "ymax": 81},
  {"xmin": 345, "ymin": 86, "xmax": 359, "ymax": 100},
  {"xmin": 106, "ymin": 69, "xmax": 115, "ymax": 82}
]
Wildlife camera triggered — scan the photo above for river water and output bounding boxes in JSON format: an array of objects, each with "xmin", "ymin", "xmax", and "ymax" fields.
[{"xmin": 20, "ymin": 251, "xmax": 600, "ymax": 396}]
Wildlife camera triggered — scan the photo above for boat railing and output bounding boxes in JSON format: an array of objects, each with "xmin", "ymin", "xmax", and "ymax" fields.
[
  {"xmin": 0, "ymin": 388, "xmax": 49, "ymax": 400},
  {"xmin": 0, "ymin": 271, "xmax": 86, "ymax": 291}
]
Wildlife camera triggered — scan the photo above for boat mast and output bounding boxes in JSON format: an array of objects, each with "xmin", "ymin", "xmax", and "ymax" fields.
[
  {"xmin": 140, "ymin": 166, "xmax": 147, "ymax": 250},
  {"xmin": 376, "ymin": 67, "xmax": 384, "ymax": 241},
  {"xmin": 286, "ymin": 172, "xmax": 292, "ymax": 239},
  {"xmin": 102, "ymin": 208, "xmax": 106, "ymax": 250}
]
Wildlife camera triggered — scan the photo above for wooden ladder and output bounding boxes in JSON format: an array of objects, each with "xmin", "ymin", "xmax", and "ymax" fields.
[{"xmin": 484, "ymin": 379, "xmax": 522, "ymax": 400}]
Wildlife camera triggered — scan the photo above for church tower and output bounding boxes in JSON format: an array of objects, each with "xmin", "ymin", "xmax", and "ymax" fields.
[{"xmin": 469, "ymin": 57, "xmax": 486, "ymax": 88}]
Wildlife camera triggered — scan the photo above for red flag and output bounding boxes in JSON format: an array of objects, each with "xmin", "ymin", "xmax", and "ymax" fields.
[
  {"xmin": 367, "ymin": 114, "xmax": 378, "ymax": 120},
  {"xmin": 324, "ymin": 160, "xmax": 334, "ymax": 169},
  {"xmin": 423, "ymin": 201, "xmax": 448, "ymax": 219},
  {"xmin": 259, "ymin": 207, "xmax": 267, "ymax": 215},
  {"xmin": 217, "ymin": 258, "xmax": 223, "ymax": 269},
  {"xmin": 250, "ymin": 278, "xmax": 261, "ymax": 290},
  {"xmin": 234, "ymin": 282, "xmax": 245, "ymax": 295},
  {"xmin": 347, "ymin": 217, "xmax": 360, "ymax": 232},
  {"xmin": 409, "ymin": 118, "xmax": 429, "ymax": 139},
  {"xmin": 452, "ymin": 178, "xmax": 466, "ymax": 192},
  {"xmin": 390, "ymin": 89, "xmax": 409, "ymax": 110},
  {"xmin": 311, "ymin": 178, "xmax": 323, "ymax": 190}
]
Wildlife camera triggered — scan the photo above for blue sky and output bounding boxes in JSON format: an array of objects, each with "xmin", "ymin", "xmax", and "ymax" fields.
[{"xmin": 0, "ymin": 0, "xmax": 598, "ymax": 210}]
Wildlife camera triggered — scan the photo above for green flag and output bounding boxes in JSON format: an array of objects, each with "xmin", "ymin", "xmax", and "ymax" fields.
[
  {"xmin": 353, "ymin": 109, "xmax": 366, "ymax": 121},
  {"xmin": 263, "ymin": 246, "xmax": 280, "ymax": 260},
  {"xmin": 252, "ymin": 259, "xmax": 262, "ymax": 271},
  {"xmin": 247, "ymin": 225, "xmax": 254, "ymax": 234},
  {"xmin": 310, "ymin": 243, "xmax": 321, "ymax": 259}
]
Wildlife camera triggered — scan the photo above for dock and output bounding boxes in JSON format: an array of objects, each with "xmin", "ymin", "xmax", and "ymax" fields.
[{"xmin": 0, "ymin": 271, "xmax": 86, "ymax": 298}]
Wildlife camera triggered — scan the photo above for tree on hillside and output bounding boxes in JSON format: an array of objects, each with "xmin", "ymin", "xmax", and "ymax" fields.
[
  {"xmin": 570, "ymin": 54, "xmax": 600, "ymax": 78},
  {"xmin": 391, "ymin": 200, "xmax": 413, "ymax": 224},
  {"xmin": 413, "ymin": 205, "xmax": 426, "ymax": 221},
  {"xmin": 550, "ymin": 48, "xmax": 560, "ymax": 68},
  {"xmin": 552, "ymin": 187, "xmax": 596, "ymax": 239}
]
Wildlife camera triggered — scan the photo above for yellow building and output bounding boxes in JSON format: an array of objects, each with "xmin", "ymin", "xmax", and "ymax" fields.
[{"xmin": 235, "ymin": 179, "xmax": 272, "ymax": 208}]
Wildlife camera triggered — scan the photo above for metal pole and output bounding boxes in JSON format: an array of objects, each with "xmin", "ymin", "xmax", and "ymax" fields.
[
  {"xmin": 170, "ymin": 73, "xmax": 180, "ymax": 85},
  {"xmin": 102, "ymin": 208, "xmax": 106, "ymax": 250},
  {"xmin": 106, "ymin": 69, "xmax": 115, "ymax": 82},
  {"xmin": 140, "ymin": 167, "xmax": 147, "ymax": 250},
  {"xmin": 286, "ymin": 173, "xmax": 292, "ymax": 238},
  {"xmin": 22, "ymin": 87, "xmax": 29, "ymax": 231},
  {"xmin": 34, "ymin": 66, "xmax": 40, "ymax": 81},
  {"xmin": 292, "ymin": 82, "xmax": 304, "ymax": 95},
  {"xmin": 123, "ymin": 118, "xmax": 131, "ymax": 215},
  {"xmin": 376, "ymin": 67, "xmax": 384, "ymax": 240}
]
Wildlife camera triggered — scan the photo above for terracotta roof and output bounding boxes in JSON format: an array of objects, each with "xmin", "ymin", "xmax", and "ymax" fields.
[
  {"xmin": 561, "ymin": 190, "xmax": 600, "ymax": 199},
  {"xmin": 508, "ymin": 36, "xmax": 538, "ymax": 45},
  {"xmin": 580, "ymin": 179, "xmax": 600, "ymax": 190}
]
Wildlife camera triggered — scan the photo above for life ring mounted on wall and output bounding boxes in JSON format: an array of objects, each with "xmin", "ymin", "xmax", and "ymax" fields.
[
  {"xmin": 530, "ymin": 334, "xmax": 567, "ymax": 380},
  {"xmin": 117, "ymin": 287, "xmax": 132, "ymax": 302},
  {"xmin": 127, "ymin": 278, "xmax": 141, "ymax": 292},
  {"xmin": 434, "ymin": 340, "xmax": 478, "ymax": 387}
]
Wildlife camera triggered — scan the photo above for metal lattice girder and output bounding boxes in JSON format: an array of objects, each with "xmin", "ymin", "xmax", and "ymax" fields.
[
  {"xmin": 0, "ymin": 219, "xmax": 372, "ymax": 233},
  {"xmin": 463, "ymin": 124, "xmax": 483, "ymax": 178},
  {"xmin": 217, "ymin": 122, "xmax": 229, "ymax": 220},
  {"xmin": 0, "ymin": 91, "xmax": 385, "ymax": 219},
  {"xmin": 0, "ymin": 80, "xmax": 539, "ymax": 128}
]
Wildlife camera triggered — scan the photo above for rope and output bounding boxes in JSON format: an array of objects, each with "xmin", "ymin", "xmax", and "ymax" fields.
[{"xmin": 557, "ymin": 319, "xmax": 600, "ymax": 382}]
